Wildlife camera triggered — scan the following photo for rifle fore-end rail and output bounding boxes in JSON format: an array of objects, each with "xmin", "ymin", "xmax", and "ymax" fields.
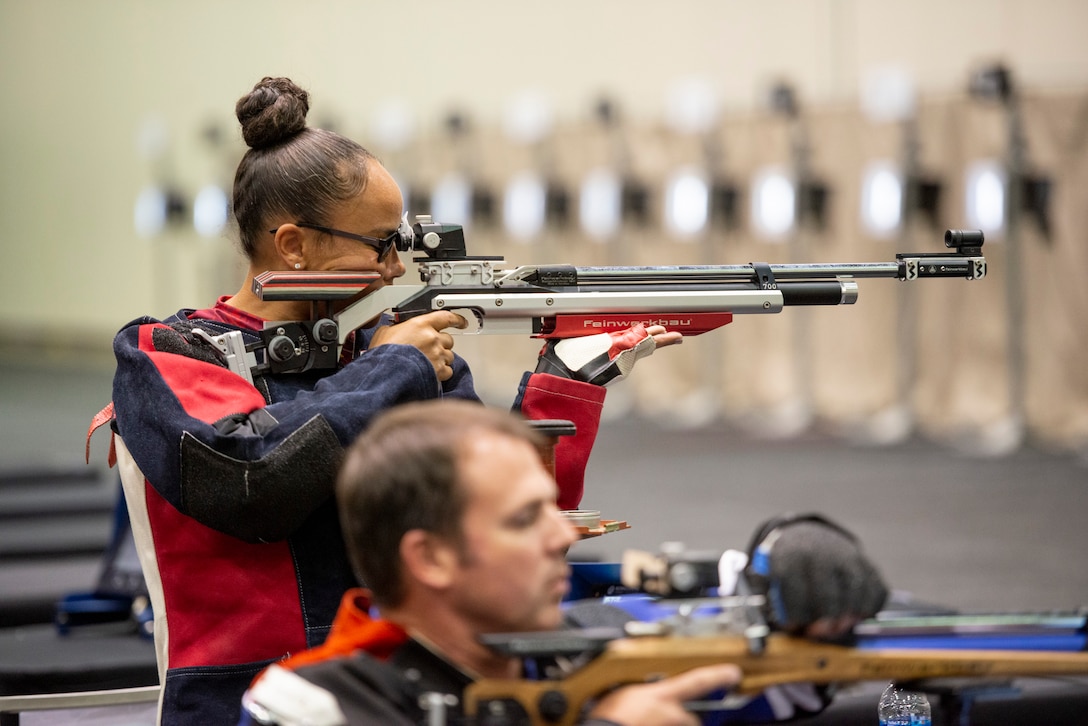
[{"xmin": 463, "ymin": 633, "xmax": 1088, "ymax": 726}]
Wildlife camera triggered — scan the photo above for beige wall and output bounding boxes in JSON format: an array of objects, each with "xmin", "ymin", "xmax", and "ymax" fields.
[{"xmin": 2, "ymin": 0, "xmax": 1086, "ymax": 346}]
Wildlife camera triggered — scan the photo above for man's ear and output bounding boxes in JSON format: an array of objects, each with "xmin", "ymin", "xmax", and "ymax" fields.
[
  {"xmin": 271, "ymin": 224, "xmax": 306, "ymax": 270},
  {"xmin": 399, "ymin": 529, "xmax": 460, "ymax": 591}
]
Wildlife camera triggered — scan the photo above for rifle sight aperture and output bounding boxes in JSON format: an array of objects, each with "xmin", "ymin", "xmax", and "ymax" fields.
[{"xmin": 398, "ymin": 215, "xmax": 469, "ymax": 260}]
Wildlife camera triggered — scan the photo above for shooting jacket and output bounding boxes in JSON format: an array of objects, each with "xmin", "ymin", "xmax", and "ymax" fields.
[
  {"xmin": 238, "ymin": 589, "xmax": 623, "ymax": 726},
  {"xmin": 104, "ymin": 296, "xmax": 607, "ymax": 726}
]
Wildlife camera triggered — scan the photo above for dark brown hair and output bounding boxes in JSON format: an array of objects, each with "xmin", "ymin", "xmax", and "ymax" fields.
[
  {"xmin": 337, "ymin": 400, "xmax": 545, "ymax": 607},
  {"xmin": 231, "ymin": 76, "xmax": 376, "ymax": 259}
]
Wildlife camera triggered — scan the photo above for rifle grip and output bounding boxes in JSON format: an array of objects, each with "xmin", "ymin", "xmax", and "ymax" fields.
[{"xmin": 526, "ymin": 419, "xmax": 576, "ymax": 481}]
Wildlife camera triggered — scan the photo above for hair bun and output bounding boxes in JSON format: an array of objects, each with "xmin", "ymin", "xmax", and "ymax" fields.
[{"xmin": 235, "ymin": 76, "xmax": 310, "ymax": 149}]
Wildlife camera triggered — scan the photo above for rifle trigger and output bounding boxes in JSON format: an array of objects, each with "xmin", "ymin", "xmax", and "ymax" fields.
[
  {"xmin": 750, "ymin": 262, "xmax": 777, "ymax": 290},
  {"xmin": 445, "ymin": 308, "xmax": 482, "ymax": 334}
]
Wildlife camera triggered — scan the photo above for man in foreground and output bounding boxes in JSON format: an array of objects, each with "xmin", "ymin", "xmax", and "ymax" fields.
[{"xmin": 240, "ymin": 400, "xmax": 886, "ymax": 725}]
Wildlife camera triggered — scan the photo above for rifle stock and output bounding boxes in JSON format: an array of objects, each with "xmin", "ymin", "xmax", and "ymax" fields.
[{"xmin": 463, "ymin": 633, "xmax": 1088, "ymax": 726}]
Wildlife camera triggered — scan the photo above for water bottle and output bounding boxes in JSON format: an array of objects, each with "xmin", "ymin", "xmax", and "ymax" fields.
[{"xmin": 878, "ymin": 682, "xmax": 932, "ymax": 726}]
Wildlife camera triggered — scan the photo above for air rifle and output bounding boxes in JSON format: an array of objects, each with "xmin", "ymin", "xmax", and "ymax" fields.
[
  {"xmin": 463, "ymin": 624, "xmax": 1088, "ymax": 726},
  {"xmin": 196, "ymin": 219, "xmax": 987, "ymax": 382},
  {"xmin": 462, "ymin": 546, "xmax": 1088, "ymax": 725}
]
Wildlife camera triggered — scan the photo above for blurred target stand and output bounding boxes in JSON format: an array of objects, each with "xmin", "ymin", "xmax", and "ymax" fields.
[{"xmin": 132, "ymin": 63, "xmax": 1088, "ymax": 459}]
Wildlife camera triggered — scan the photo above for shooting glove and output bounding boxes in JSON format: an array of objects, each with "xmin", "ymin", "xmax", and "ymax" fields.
[
  {"xmin": 743, "ymin": 513, "xmax": 888, "ymax": 637},
  {"xmin": 534, "ymin": 324, "xmax": 657, "ymax": 387}
]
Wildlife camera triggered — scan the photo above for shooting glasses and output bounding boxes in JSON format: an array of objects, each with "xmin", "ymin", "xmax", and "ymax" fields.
[{"xmin": 270, "ymin": 213, "xmax": 414, "ymax": 260}]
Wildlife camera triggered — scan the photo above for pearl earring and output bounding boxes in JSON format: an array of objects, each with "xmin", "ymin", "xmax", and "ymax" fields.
[{"xmin": 294, "ymin": 263, "xmax": 301, "ymax": 269}]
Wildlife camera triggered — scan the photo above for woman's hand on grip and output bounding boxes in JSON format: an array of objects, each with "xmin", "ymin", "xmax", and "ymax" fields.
[{"xmin": 369, "ymin": 311, "xmax": 466, "ymax": 381}]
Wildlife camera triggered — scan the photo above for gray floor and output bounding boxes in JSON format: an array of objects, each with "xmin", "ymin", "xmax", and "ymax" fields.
[
  {"xmin": 1, "ymin": 358, "xmax": 121, "ymax": 613},
  {"xmin": 6, "ymin": 355, "xmax": 1087, "ymax": 615},
  {"xmin": 577, "ymin": 411, "xmax": 1088, "ymax": 614},
  {"xmin": 2, "ymin": 355, "xmax": 1087, "ymax": 724}
]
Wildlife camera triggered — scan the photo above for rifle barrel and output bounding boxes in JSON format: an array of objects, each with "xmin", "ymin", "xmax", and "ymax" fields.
[{"xmin": 568, "ymin": 262, "xmax": 903, "ymax": 284}]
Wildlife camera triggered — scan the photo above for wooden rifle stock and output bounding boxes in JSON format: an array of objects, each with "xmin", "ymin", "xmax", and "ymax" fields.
[{"xmin": 463, "ymin": 633, "xmax": 1088, "ymax": 726}]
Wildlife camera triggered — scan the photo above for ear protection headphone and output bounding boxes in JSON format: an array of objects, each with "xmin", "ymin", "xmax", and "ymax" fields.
[{"xmin": 744, "ymin": 511, "xmax": 858, "ymax": 571}]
